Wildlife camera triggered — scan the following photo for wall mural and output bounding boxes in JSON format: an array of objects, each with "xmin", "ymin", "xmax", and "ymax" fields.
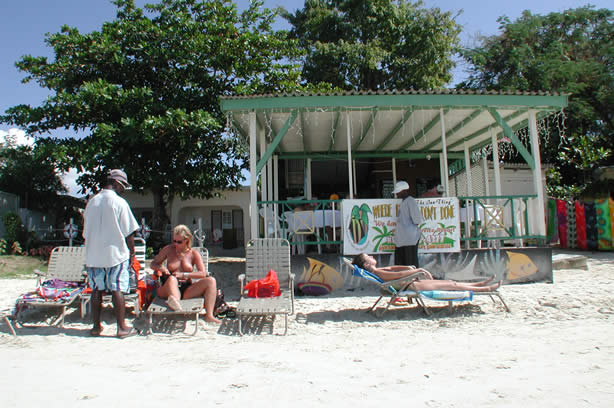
[{"xmin": 293, "ymin": 247, "xmax": 552, "ymax": 294}]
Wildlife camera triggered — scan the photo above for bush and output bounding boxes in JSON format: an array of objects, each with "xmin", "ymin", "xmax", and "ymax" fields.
[{"xmin": 2, "ymin": 212, "xmax": 26, "ymax": 248}]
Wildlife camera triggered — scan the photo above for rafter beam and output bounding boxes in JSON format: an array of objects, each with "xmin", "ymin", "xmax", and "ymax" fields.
[
  {"xmin": 447, "ymin": 110, "xmax": 525, "ymax": 150},
  {"xmin": 488, "ymin": 108, "xmax": 534, "ymax": 168},
  {"xmin": 399, "ymin": 108, "xmax": 449, "ymax": 150},
  {"xmin": 376, "ymin": 108, "xmax": 413, "ymax": 151},
  {"xmin": 422, "ymin": 109, "xmax": 482, "ymax": 151},
  {"xmin": 257, "ymin": 110, "xmax": 298, "ymax": 174},
  {"xmin": 327, "ymin": 111, "xmax": 341, "ymax": 153},
  {"xmin": 352, "ymin": 107, "xmax": 378, "ymax": 151}
]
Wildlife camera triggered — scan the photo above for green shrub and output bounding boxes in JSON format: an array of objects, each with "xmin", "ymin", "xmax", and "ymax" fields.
[{"xmin": 2, "ymin": 212, "xmax": 26, "ymax": 247}]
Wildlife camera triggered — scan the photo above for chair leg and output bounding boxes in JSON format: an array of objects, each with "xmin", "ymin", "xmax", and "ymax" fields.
[
  {"xmin": 4, "ymin": 316, "xmax": 17, "ymax": 336},
  {"xmin": 281, "ymin": 314, "xmax": 288, "ymax": 336},
  {"xmin": 192, "ymin": 313, "xmax": 199, "ymax": 336},
  {"xmin": 368, "ymin": 296, "xmax": 384, "ymax": 313}
]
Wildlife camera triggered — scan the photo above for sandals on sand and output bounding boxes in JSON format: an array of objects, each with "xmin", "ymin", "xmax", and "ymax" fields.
[{"xmin": 391, "ymin": 297, "xmax": 409, "ymax": 306}]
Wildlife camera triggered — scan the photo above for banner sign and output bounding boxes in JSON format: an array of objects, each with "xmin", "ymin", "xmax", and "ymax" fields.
[{"xmin": 342, "ymin": 197, "xmax": 460, "ymax": 255}]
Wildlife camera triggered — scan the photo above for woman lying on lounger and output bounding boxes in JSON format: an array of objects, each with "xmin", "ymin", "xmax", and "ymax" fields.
[
  {"xmin": 150, "ymin": 224, "xmax": 220, "ymax": 323},
  {"xmin": 351, "ymin": 253, "xmax": 500, "ymax": 292}
]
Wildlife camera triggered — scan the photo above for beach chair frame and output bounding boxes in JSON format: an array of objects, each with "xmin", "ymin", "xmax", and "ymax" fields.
[
  {"xmin": 144, "ymin": 247, "xmax": 208, "ymax": 335},
  {"xmin": 7, "ymin": 246, "xmax": 87, "ymax": 334},
  {"xmin": 237, "ymin": 238, "xmax": 294, "ymax": 335}
]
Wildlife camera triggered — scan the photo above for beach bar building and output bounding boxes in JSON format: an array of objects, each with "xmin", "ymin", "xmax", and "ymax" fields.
[{"xmin": 220, "ymin": 90, "xmax": 568, "ymax": 288}]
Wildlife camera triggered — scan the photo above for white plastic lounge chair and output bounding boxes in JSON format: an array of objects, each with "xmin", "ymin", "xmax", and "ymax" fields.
[
  {"xmin": 5, "ymin": 246, "xmax": 87, "ymax": 335},
  {"xmin": 145, "ymin": 247, "xmax": 208, "ymax": 335},
  {"xmin": 237, "ymin": 238, "xmax": 294, "ymax": 335},
  {"xmin": 342, "ymin": 258, "xmax": 509, "ymax": 316}
]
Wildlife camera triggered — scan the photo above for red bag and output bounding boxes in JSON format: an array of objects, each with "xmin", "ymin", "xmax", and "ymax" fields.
[{"xmin": 244, "ymin": 269, "xmax": 282, "ymax": 298}]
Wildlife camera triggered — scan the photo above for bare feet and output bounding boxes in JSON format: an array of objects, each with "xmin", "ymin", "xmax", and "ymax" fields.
[
  {"xmin": 117, "ymin": 327, "xmax": 138, "ymax": 339},
  {"xmin": 473, "ymin": 276, "xmax": 495, "ymax": 286},
  {"xmin": 474, "ymin": 281, "xmax": 502, "ymax": 292},
  {"xmin": 90, "ymin": 325, "xmax": 103, "ymax": 337},
  {"xmin": 204, "ymin": 314, "xmax": 221, "ymax": 324},
  {"xmin": 166, "ymin": 295, "xmax": 183, "ymax": 311}
]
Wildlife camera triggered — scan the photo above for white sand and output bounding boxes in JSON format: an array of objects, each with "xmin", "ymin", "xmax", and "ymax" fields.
[{"xmin": 1, "ymin": 250, "xmax": 613, "ymax": 407}]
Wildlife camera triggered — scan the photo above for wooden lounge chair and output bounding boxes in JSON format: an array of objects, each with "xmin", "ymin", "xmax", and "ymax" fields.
[
  {"xmin": 342, "ymin": 258, "xmax": 509, "ymax": 317},
  {"xmin": 237, "ymin": 238, "xmax": 294, "ymax": 335},
  {"xmin": 5, "ymin": 246, "xmax": 87, "ymax": 335},
  {"xmin": 144, "ymin": 247, "xmax": 208, "ymax": 335}
]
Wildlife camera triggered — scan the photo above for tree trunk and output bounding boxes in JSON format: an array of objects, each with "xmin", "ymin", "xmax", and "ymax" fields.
[{"xmin": 151, "ymin": 184, "xmax": 170, "ymax": 242}]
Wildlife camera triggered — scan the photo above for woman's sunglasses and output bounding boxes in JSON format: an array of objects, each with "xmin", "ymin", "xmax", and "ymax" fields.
[{"xmin": 173, "ymin": 239, "xmax": 185, "ymax": 244}]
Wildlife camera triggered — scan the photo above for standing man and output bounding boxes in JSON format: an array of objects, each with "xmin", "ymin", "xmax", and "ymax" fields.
[
  {"xmin": 392, "ymin": 181, "xmax": 423, "ymax": 267},
  {"xmin": 83, "ymin": 169, "xmax": 140, "ymax": 338}
]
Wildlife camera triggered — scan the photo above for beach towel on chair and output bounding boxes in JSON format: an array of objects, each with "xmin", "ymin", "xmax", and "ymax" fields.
[{"xmin": 419, "ymin": 290, "xmax": 473, "ymax": 301}]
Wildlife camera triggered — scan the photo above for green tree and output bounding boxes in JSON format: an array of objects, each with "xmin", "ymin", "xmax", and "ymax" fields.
[
  {"xmin": 0, "ymin": 139, "xmax": 84, "ymax": 235},
  {"xmin": 459, "ymin": 6, "xmax": 614, "ymax": 198},
  {"xmin": 1, "ymin": 0, "xmax": 303, "ymax": 234},
  {"xmin": 281, "ymin": 0, "xmax": 461, "ymax": 90},
  {"xmin": 0, "ymin": 140, "xmax": 66, "ymax": 212}
]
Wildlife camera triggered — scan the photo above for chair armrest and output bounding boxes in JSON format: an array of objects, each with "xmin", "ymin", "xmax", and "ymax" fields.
[
  {"xmin": 288, "ymin": 273, "xmax": 295, "ymax": 290},
  {"xmin": 386, "ymin": 271, "xmax": 428, "ymax": 292},
  {"xmin": 238, "ymin": 274, "xmax": 246, "ymax": 299}
]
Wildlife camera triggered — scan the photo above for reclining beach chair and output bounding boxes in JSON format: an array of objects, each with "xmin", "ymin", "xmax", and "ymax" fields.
[
  {"xmin": 237, "ymin": 238, "xmax": 294, "ymax": 335},
  {"xmin": 342, "ymin": 258, "xmax": 509, "ymax": 317},
  {"xmin": 80, "ymin": 237, "xmax": 146, "ymax": 318},
  {"xmin": 144, "ymin": 246, "xmax": 208, "ymax": 335},
  {"xmin": 5, "ymin": 246, "xmax": 87, "ymax": 335}
]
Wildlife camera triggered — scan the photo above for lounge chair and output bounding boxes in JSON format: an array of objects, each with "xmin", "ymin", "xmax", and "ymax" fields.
[
  {"xmin": 144, "ymin": 247, "xmax": 208, "ymax": 335},
  {"xmin": 79, "ymin": 237, "xmax": 146, "ymax": 318},
  {"xmin": 237, "ymin": 238, "xmax": 294, "ymax": 335},
  {"xmin": 342, "ymin": 258, "xmax": 509, "ymax": 316},
  {"xmin": 5, "ymin": 246, "xmax": 87, "ymax": 335}
]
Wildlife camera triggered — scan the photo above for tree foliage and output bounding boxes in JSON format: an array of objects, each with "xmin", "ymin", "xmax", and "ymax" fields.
[
  {"xmin": 0, "ymin": 141, "xmax": 66, "ymax": 211},
  {"xmin": 459, "ymin": 6, "xmax": 614, "ymax": 198},
  {"xmin": 281, "ymin": 0, "xmax": 461, "ymax": 90},
  {"xmin": 1, "ymin": 0, "xmax": 304, "ymax": 232}
]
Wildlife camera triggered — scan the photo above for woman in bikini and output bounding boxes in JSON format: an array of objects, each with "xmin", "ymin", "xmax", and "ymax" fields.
[
  {"xmin": 352, "ymin": 253, "xmax": 500, "ymax": 292},
  {"xmin": 150, "ymin": 224, "xmax": 220, "ymax": 323}
]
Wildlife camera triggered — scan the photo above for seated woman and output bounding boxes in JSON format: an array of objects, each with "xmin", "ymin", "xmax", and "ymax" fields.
[
  {"xmin": 150, "ymin": 225, "xmax": 220, "ymax": 323},
  {"xmin": 352, "ymin": 253, "xmax": 500, "ymax": 292}
]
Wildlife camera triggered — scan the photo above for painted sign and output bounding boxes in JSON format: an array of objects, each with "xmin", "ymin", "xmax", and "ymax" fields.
[
  {"xmin": 342, "ymin": 198, "xmax": 460, "ymax": 255},
  {"xmin": 417, "ymin": 197, "xmax": 461, "ymax": 253}
]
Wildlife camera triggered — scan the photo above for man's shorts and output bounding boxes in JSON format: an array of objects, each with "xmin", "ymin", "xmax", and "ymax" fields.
[{"xmin": 87, "ymin": 260, "xmax": 130, "ymax": 293}]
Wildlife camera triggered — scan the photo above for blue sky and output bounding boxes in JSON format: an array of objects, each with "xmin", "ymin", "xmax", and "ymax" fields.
[{"xmin": 1, "ymin": 0, "xmax": 610, "ymax": 194}]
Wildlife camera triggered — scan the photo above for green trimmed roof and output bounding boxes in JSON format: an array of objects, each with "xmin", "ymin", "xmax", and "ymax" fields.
[{"xmin": 220, "ymin": 89, "xmax": 568, "ymax": 160}]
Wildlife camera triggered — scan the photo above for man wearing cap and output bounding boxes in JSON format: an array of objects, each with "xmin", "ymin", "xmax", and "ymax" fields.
[
  {"xmin": 82, "ymin": 169, "xmax": 140, "ymax": 338},
  {"xmin": 392, "ymin": 180, "xmax": 423, "ymax": 268}
]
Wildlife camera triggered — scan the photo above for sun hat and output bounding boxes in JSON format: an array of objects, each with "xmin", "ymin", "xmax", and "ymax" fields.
[
  {"xmin": 108, "ymin": 169, "xmax": 131, "ymax": 189},
  {"xmin": 392, "ymin": 181, "xmax": 409, "ymax": 194}
]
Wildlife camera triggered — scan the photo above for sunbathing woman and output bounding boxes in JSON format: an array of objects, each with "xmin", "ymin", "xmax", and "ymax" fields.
[
  {"xmin": 352, "ymin": 253, "xmax": 500, "ymax": 292},
  {"xmin": 150, "ymin": 224, "xmax": 220, "ymax": 323}
]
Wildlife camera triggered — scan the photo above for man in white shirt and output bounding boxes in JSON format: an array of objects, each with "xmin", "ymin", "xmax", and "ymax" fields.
[
  {"xmin": 393, "ymin": 181, "xmax": 423, "ymax": 267},
  {"xmin": 83, "ymin": 169, "xmax": 139, "ymax": 338}
]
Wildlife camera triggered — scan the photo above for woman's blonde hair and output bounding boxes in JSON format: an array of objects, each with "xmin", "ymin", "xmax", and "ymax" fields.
[{"xmin": 173, "ymin": 224, "xmax": 193, "ymax": 249}]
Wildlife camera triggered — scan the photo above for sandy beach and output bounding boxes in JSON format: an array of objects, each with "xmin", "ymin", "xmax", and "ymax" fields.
[{"xmin": 1, "ymin": 249, "xmax": 613, "ymax": 407}]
